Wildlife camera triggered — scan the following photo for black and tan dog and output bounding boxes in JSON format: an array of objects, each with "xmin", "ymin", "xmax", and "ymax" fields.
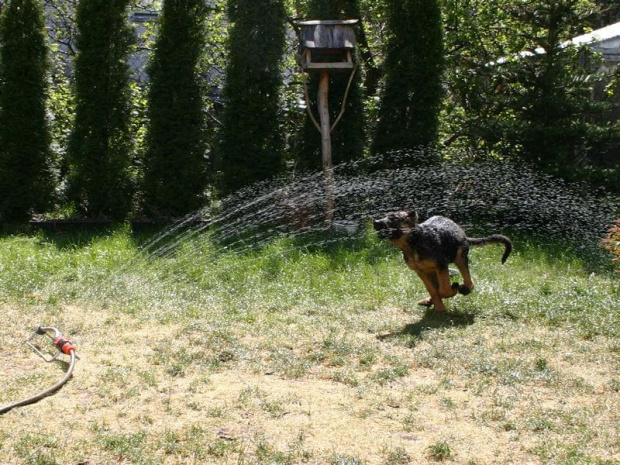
[{"xmin": 373, "ymin": 211, "xmax": 512, "ymax": 313}]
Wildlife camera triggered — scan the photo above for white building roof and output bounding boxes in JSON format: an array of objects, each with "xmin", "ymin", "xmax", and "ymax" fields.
[
  {"xmin": 570, "ymin": 21, "xmax": 620, "ymax": 62},
  {"xmin": 493, "ymin": 21, "xmax": 620, "ymax": 65}
]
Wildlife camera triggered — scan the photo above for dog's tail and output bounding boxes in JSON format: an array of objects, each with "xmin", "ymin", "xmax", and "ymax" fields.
[{"xmin": 467, "ymin": 235, "xmax": 512, "ymax": 264}]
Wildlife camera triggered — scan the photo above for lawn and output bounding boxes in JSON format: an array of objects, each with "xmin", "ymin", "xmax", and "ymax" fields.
[{"xmin": 0, "ymin": 225, "xmax": 618, "ymax": 464}]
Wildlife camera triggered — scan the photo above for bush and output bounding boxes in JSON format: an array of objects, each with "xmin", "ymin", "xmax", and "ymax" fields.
[
  {"xmin": 142, "ymin": 0, "xmax": 210, "ymax": 218},
  {"xmin": 217, "ymin": 0, "xmax": 287, "ymax": 196},
  {"xmin": 371, "ymin": 0, "xmax": 444, "ymax": 163},
  {"xmin": 602, "ymin": 219, "xmax": 620, "ymax": 272},
  {"xmin": 67, "ymin": 0, "xmax": 135, "ymax": 220},
  {"xmin": 0, "ymin": 0, "xmax": 54, "ymax": 221}
]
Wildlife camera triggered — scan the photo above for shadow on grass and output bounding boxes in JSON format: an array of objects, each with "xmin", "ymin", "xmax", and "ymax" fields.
[
  {"xmin": 34, "ymin": 226, "xmax": 129, "ymax": 251},
  {"xmin": 377, "ymin": 307, "xmax": 477, "ymax": 347}
]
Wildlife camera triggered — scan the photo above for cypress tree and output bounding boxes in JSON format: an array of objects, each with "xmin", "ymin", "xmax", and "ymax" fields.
[
  {"xmin": 218, "ymin": 0, "xmax": 286, "ymax": 196},
  {"xmin": 0, "ymin": 0, "xmax": 54, "ymax": 221},
  {"xmin": 67, "ymin": 0, "xmax": 135, "ymax": 219},
  {"xmin": 142, "ymin": 0, "xmax": 210, "ymax": 218},
  {"xmin": 296, "ymin": 0, "xmax": 366, "ymax": 172},
  {"xmin": 371, "ymin": 0, "xmax": 444, "ymax": 163}
]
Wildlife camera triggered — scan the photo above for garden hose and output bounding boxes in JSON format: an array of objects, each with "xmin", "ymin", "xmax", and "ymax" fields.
[{"xmin": 0, "ymin": 326, "xmax": 77, "ymax": 415}]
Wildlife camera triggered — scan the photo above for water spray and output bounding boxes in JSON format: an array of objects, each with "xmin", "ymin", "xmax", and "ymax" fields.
[
  {"xmin": 0, "ymin": 326, "xmax": 78, "ymax": 415},
  {"xmin": 115, "ymin": 149, "xmax": 616, "ymax": 292}
]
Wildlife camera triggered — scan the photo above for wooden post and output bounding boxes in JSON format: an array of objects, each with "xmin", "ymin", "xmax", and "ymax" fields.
[
  {"xmin": 295, "ymin": 19, "xmax": 359, "ymax": 226},
  {"xmin": 317, "ymin": 71, "xmax": 335, "ymax": 224}
]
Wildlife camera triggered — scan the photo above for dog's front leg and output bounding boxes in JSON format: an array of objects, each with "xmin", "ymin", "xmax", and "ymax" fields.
[
  {"xmin": 437, "ymin": 267, "xmax": 459, "ymax": 300},
  {"xmin": 415, "ymin": 270, "xmax": 446, "ymax": 312}
]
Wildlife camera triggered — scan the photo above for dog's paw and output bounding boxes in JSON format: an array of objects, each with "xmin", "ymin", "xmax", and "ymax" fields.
[
  {"xmin": 458, "ymin": 284, "xmax": 472, "ymax": 295},
  {"xmin": 417, "ymin": 297, "xmax": 433, "ymax": 307}
]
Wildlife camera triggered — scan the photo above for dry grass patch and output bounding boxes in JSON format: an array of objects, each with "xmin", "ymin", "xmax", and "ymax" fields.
[{"xmin": 1, "ymin": 300, "xmax": 618, "ymax": 464}]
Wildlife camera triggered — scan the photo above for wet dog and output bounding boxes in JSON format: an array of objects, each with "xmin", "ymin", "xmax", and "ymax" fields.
[{"xmin": 373, "ymin": 211, "xmax": 512, "ymax": 312}]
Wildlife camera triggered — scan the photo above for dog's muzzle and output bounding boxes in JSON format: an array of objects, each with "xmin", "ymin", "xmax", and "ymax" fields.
[{"xmin": 373, "ymin": 220, "xmax": 392, "ymax": 239}]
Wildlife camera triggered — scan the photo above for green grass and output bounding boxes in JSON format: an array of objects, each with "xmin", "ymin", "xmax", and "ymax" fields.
[
  {"xmin": 427, "ymin": 440, "xmax": 453, "ymax": 461},
  {"xmin": 0, "ymin": 225, "xmax": 618, "ymax": 463}
]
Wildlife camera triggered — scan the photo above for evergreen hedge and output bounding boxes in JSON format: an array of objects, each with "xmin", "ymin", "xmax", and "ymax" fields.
[
  {"xmin": 217, "ymin": 0, "xmax": 287, "ymax": 196},
  {"xmin": 371, "ymin": 0, "xmax": 444, "ymax": 164},
  {"xmin": 67, "ymin": 0, "xmax": 135, "ymax": 220},
  {"xmin": 0, "ymin": 0, "xmax": 54, "ymax": 221},
  {"xmin": 142, "ymin": 0, "xmax": 210, "ymax": 218}
]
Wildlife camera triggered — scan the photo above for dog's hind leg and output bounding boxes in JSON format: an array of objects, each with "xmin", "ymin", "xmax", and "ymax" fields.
[{"xmin": 454, "ymin": 247, "xmax": 474, "ymax": 295}]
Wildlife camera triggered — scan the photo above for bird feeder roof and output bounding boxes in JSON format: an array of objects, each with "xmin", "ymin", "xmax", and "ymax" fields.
[{"xmin": 295, "ymin": 19, "xmax": 359, "ymax": 50}]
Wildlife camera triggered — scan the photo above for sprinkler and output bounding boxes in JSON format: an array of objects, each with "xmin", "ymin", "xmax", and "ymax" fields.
[{"xmin": 0, "ymin": 326, "xmax": 78, "ymax": 415}]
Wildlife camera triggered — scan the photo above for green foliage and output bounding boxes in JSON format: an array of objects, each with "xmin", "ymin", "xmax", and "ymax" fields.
[
  {"xmin": 602, "ymin": 219, "xmax": 620, "ymax": 272},
  {"xmin": 48, "ymin": 74, "xmax": 76, "ymax": 186},
  {"xmin": 442, "ymin": 0, "xmax": 620, "ymax": 184},
  {"xmin": 427, "ymin": 440, "xmax": 452, "ymax": 461},
  {"xmin": 592, "ymin": 0, "xmax": 620, "ymax": 27},
  {"xmin": 2, "ymin": 0, "xmax": 618, "ymax": 219},
  {"xmin": 44, "ymin": 0, "xmax": 78, "ymax": 73},
  {"xmin": 295, "ymin": 0, "xmax": 366, "ymax": 172},
  {"xmin": 0, "ymin": 0, "xmax": 54, "ymax": 221},
  {"xmin": 217, "ymin": 0, "xmax": 287, "ymax": 196},
  {"xmin": 495, "ymin": 1, "xmax": 618, "ymax": 173},
  {"xmin": 67, "ymin": 0, "xmax": 136, "ymax": 220},
  {"xmin": 141, "ymin": 0, "xmax": 210, "ymax": 218},
  {"xmin": 371, "ymin": 0, "xmax": 444, "ymax": 162}
]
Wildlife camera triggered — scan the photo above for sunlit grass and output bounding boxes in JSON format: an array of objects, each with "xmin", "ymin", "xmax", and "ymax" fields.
[{"xmin": 2, "ymin": 226, "xmax": 615, "ymax": 330}]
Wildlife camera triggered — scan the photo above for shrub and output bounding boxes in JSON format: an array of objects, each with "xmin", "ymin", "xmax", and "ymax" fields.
[
  {"xmin": 142, "ymin": 0, "xmax": 210, "ymax": 218},
  {"xmin": 602, "ymin": 219, "xmax": 620, "ymax": 272},
  {"xmin": 217, "ymin": 0, "xmax": 287, "ymax": 196},
  {"xmin": 371, "ymin": 0, "xmax": 444, "ymax": 164},
  {"xmin": 67, "ymin": 0, "xmax": 135, "ymax": 219},
  {"xmin": 0, "ymin": 0, "xmax": 54, "ymax": 221}
]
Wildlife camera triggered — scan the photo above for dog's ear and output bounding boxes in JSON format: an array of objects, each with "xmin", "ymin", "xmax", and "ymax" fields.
[{"xmin": 407, "ymin": 211, "xmax": 418, "ymax": 224}]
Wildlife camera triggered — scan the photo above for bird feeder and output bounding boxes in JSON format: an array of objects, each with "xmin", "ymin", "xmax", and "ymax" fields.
[
  {"xmin": 296, "ymin": 19, "xmax": 358, "ymax": 72},
  {"xmin": 294, "ymin": 19, "xmax": 359, "ymax": 224}
]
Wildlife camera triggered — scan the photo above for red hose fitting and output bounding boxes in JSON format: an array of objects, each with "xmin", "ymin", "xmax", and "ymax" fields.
[{"xmin": 53, "ymin": 337, "xmax": 76, "ymax": 355}]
